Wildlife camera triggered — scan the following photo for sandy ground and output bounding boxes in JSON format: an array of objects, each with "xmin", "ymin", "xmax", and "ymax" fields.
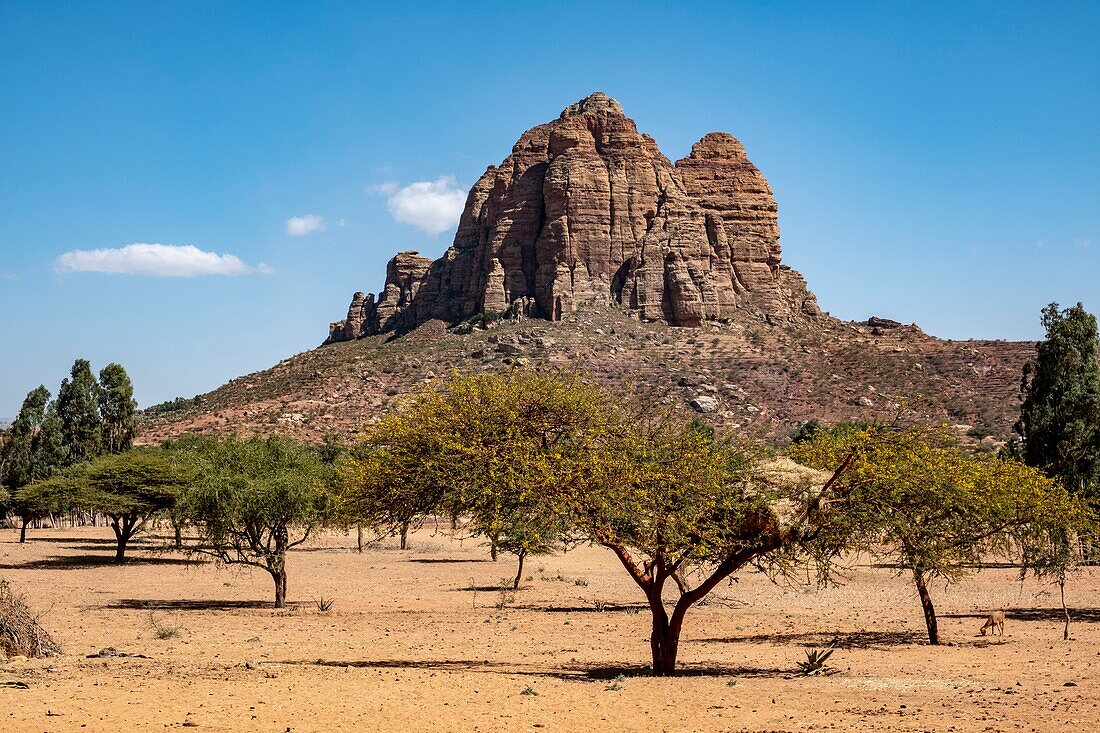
[{"xmin": 1, "ymin": 525, "xmax": 1098, "ymax": 732}]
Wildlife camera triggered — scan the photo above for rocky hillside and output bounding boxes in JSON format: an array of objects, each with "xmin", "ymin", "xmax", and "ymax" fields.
[
  {"xmin": 142, "ymin": 93, "xmax": 1034, "ymax": 446},
  {"xmin": 141, "ymin": 307, "xmax": 1032, "ymax": 446}
]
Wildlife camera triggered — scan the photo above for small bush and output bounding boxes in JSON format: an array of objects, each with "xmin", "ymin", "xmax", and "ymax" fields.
[
  {"xmin": 316, "ymin": 596, "xmax": 335, "ymax": 612},
  {"xmin": 496, "ymin": 580, "xmax": 516, "ymax": 610}
]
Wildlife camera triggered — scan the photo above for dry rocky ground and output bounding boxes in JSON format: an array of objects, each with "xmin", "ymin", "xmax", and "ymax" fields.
[{"xmin": 2, "ymin": 525, "xmax": 1097, "ymax": 732}]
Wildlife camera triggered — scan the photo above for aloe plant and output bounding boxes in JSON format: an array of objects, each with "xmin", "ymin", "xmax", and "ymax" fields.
[{"xmin": 797, "ymin": 647, "xmax": 835, "ymax": 675}]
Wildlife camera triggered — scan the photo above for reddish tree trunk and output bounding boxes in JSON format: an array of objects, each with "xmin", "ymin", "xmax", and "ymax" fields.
[{"xmin": 913, "ymin": 568, "xmax": 940, "ymax": 645}]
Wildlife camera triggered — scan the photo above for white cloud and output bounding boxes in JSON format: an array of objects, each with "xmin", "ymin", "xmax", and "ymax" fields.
[
  {"xmin": 384, "ymin": 176, "xmax": 466, "ymax": 236},
  {"xmin": 54, "ymin": 243, "xmax": 263, "ymax": 277},
  {"xmin": 285, "ymin": 214, "xmax": 325, "ymax": 236},
  {"xmin": 366, "ymin": 181, "xmax": 399, "ymax": 196}
]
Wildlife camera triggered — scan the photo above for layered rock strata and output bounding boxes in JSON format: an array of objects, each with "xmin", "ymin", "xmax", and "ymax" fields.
[{"xmin": 327, "ymin": 92, "xmax": 819, "ymax": 343}]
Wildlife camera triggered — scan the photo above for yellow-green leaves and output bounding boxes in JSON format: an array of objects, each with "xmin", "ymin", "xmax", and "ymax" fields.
[{"xmin": 788, "ymin": 423, "xmax": 1086, "ymax": 581}]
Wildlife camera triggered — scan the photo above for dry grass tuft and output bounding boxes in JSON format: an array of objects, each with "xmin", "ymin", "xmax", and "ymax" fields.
[{"xmin": 0, "ymin": 579, "xmax": 61, "ymax": 659}]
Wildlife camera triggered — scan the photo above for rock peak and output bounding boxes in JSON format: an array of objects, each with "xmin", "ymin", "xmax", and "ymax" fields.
[
  {"xmin": 325, "ymin": 95, "xmax": 820, "ymax": 344},
  {"xmin": 559, "ymin": 92, "xmax": 624, "ymax": 119}
]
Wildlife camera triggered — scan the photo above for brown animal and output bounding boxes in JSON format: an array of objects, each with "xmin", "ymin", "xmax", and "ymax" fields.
[{"xmin": 979, "ymin": 610, "xmax": 1006, "ymax": 636}]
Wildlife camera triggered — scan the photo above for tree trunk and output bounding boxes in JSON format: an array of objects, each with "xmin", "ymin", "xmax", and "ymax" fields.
[
  {"xmin": 490, "ymin": 534, "xmax": 498, "ymax": 561},
  {"xmin": 357, "ymin": 525, "xmax": 365, "ymax": 553},
  {"xmin": 1060, "ymin": 577, "xmax": 1071, "ymax": 641},
  {"xmin": 111, "ymin": 518, "xmax": 129, "ymax": 562},
  {"xmin": 649, "ymin": 598, "xmax": 681, "ymax": 676},
  {"xmin": 512, "ymin": 550, "xmax": 526, "ymax": 590},
  {"xmin": 111, "ymin": 513, "xmax": 140, "ymax": 562},
  {"xmin": 913, "ymin": 568, "xmax": 940, "ymax": 645},
  {"xmin": 272, "ymin": 567, "xmax": 288, "ymax": 609},
  {"xmin": 399, "ymin": 521, "xmax": 409, "ymax": 550},
  {"xmin": 271, "ymin": 529, "xmax": 289, "ymax": 608},
  {"xmin": 174, "ymin": 523, "xmax": 183, "ymax": 550},
  {"xmin": 19, "ymin": 515, "xmax": 29, "ymax": 543}
]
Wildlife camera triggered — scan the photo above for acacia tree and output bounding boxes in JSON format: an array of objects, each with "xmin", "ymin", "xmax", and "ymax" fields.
[
  {"xmin": 178, "ymin": 436, "xmax": 333, "ymax": 608},
  {"xmin": 344, "ymin": 371, "xmax": 849, "ymax": 674},
  {"xmin": 340, "ymin": 411, "xmax": 449, "ymax": 551},
  {"xmin": 790, "ymin": 423, "xmax": 1084, "ymax": 645},
  {"xmin": 17, "ymin": 449, "xmax": 185, "ymax": 561},
  {"xmin": 563, "ymin": 420, "xmax": 844, "ymax": 675},
  {"xmin": 341, "ymin": 371, "xmax": 603, "ymax": 582}
]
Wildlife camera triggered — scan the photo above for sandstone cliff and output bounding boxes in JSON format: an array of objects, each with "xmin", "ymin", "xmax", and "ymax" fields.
[{"xmin": 327, "ymin": 92, "xmax": 820, "ymax": 343}]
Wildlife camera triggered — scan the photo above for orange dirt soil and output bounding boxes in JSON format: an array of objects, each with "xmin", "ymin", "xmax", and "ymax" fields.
[{"xmin": 1, "ymin": 525, "xmax": 1097, "ymax": 732}]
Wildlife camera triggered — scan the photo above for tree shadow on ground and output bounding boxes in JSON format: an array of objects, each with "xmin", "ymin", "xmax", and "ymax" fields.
[
  {"xmin": 105, "ymin": 598, "xmax": 301, "ymax": 611},
  {"xmin": 698, "ymin": 629, "xmax": 923, "ymax": 649},
  {"xmin": 942, "ymin": 608, "xmax": 1100, "ymax": 623},
  {"xmin": 514, "ymin": 603, "xmax": 649, "ymax": 614},
  {"xmin": 1, "ymin": 536, "xmax": 121, "ymax": 546},
  {"xmin": 408, "ymin": 557, "xmax": 490, "ymax": 564},
  {"xmin": 0, "ymin": 554, "xmax": 202, "ymax": 570},
  {"xmin": 293, "ymin": 658, "xmax": 787, "ymax": 680}
]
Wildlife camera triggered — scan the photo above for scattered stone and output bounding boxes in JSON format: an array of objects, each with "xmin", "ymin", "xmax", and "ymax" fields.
[
  {"xmin": 86, "ymin": 647, "xmax": 148, "ymax": 659},
  {"xmin": 690, "ymin": 395, "xmax": 720, "ymax": 413}
]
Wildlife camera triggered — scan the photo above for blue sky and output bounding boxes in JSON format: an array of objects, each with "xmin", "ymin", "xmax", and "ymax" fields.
[{"xmin": 1, "ymin": 1, "xmax": 1098, "ymax": 417}]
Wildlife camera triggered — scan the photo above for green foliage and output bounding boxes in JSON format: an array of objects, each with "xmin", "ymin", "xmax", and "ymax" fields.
[
  {"xmin": 966, "ymin": 425, "xmax": 997, "ymax": 440},
  {"xmin": 16, "ymin": 448, "xmax": 188, "ymax": 560},
  {"xmin": 98, "ymin": 363, "xmax": 138, "ymax": 454},
  {"xmin": 0, "ymin": 386, "xmax": 65, "ymax": 497},
  {"xmin": 143, "ymin": 396, "xmax": 202, "ymax": 416},
  {"xmin": 57, "ymin": 359, "xmax": 104, "ymax": 465},
  {"xmin": 790, "ymin": 419, "xmax": 822, "ymax": 444},
  {"xmin": 1016, "ymin": 302, "xmax": 1100, "ymax": 504},
  {"xmin": 176, "ymin": 436, "xmax": 334, "ymax": 607},
  {"xmin": 789, "ymin": 422, "xmax": 1085, "ymax": 643}
]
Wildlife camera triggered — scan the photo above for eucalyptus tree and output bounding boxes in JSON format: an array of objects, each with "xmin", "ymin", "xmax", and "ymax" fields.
[
  {"xmin": 97, "ymin": 363, "xmax": 138, "ymax": 454},
  {"xmin": 1017, "ymin": 302, "xmax": 1100, "ymax": 505},
  {"xmin": 0, "ymin": 386, "xmax": 66, "ymax": 541},
  {"xmin": 56, "ymin": 359, "xmax": 103, "ymax": 465}
]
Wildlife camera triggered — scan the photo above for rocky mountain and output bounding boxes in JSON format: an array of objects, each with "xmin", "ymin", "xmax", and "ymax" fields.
[
  {"xmin": 326, "ymin": 92, "xmax": 819, "ymax": 343},
  {"xmin": 141, "ymin": 93, "xmax": 1034, "ymax": 446}
]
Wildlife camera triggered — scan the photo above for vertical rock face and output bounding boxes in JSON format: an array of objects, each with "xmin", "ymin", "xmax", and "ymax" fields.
[{"xmin": 325, "ymin": 92, "xmax": 819, "ymax": 343}]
